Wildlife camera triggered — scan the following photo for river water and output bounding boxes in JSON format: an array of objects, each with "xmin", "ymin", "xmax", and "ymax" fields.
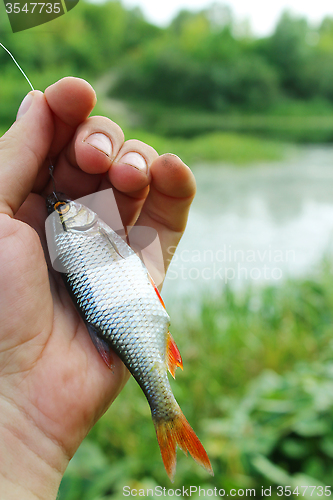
[{"xmin": 163, "ymin": 145, "xmax": 333, "ymax": 303}]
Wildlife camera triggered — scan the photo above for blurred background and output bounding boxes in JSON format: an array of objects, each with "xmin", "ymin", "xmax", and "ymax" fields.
[{"xmin": 1, "ymin": 0, "xmax": 333, "ymax": 497}]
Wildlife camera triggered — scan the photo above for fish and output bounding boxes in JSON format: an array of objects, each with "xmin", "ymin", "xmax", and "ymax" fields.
[{"xmin": 45, "ymin": 192, "xmax": 213, "ymax": 481}]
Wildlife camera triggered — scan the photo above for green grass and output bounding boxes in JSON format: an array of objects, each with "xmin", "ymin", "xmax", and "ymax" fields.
[
  {"xmin": 122, "ymin": 129, "xmax": 285, "ymax": 166},
  {"xmin": 58, "ymin": 261, "xmax": 333, "ymax": 499},
  {"xmin": 157, "ymin": 112, "xmax": 333, "ymax": 144},
  {"xmin": 115, "ymin": 98, "xmax": 333, "ymax": 143}
]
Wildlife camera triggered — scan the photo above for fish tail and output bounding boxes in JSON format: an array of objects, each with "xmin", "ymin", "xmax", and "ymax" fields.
[{"xmin": 153, "ymin": 410, "xmax": 213, "ymax": 482}]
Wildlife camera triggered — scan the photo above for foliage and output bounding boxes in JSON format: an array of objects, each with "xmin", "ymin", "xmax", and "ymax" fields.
[
  {"xmin": 112, "ymin": 49, "xmax": 279, "ymax": 113},
  {"xmin": 111, "ymin": 7, "xmax": 333, "ymax": 123},
  {"xmin": 58, "ymin": 263, "xmax": 333, "ymax": 498},
  {"xmin": 2, "ymin": 2, "xmax": 333, "ymax": 143}
]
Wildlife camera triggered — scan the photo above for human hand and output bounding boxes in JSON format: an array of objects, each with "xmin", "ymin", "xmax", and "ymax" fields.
[{"xmin": 0, "ymin": 77, "xmax": 196, "ymax": 499}]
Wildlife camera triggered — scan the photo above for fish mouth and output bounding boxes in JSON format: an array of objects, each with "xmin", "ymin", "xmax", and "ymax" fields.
[{"xmin": 46, "ymin": 192, "xmax": 72, "ymax": 215}]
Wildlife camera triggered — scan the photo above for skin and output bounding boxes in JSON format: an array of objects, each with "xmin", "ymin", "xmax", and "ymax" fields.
[{"xmin": 0, "ymin": 77, "xmax": 196, "ymax": 499}]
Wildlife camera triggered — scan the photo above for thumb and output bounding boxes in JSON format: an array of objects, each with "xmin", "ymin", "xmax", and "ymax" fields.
[{"xmin": 0, "ymin": 90, "xmax": 54, "ymax": 217}]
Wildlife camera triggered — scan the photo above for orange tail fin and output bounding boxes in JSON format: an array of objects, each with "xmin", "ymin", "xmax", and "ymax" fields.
[{"xmin": 153, "ymin": 412, "xmax": 213, "ymax": 481}]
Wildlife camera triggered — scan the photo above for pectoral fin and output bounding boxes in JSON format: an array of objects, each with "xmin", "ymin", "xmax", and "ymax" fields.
[{"xmin": 99, "ymin": 227, "xmax": 125, "ymax": 259}]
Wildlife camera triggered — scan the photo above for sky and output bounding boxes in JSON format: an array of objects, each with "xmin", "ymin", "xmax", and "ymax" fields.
[{"xmin": 120, "ymin": 0, "xmax": 333, "ymax": 36}]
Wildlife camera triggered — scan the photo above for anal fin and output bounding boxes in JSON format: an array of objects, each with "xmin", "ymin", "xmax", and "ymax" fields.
[
  {"xmin": 166, "ymin": 331, "xmax": 183, "ymax": 378},
  {"xmin": 86, "ymin": 323, "xmax": 114, "ymax": 370}
]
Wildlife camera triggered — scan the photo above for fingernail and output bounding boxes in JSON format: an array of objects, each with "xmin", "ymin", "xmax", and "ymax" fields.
[
  {"xmin": 17, "ymin": 92, "xmax": 34, "ymax": 120},
  {"xmin": 119, "ymin": 152, "xmax": 148, "ymax": 173},
  {"xmin": 85, "ymin": 133, "xmax": 112, "ymax": 157}
]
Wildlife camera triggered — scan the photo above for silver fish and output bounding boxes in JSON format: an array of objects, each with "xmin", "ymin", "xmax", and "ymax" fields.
[{"xmin": 45, "ymin": 193, "xmax": 213, "ymax": 481}]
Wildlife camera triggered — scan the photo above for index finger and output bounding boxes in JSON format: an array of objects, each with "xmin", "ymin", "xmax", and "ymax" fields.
[
  {"xmin": 33, "ymin": 77, "xmax": 97, "ymax": 193},
  {"xmin": 44, "ymin": 77, "xmax": 97, "ymax": 157}
]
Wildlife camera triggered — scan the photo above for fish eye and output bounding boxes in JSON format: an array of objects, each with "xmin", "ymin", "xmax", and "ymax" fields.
[{"xmin": 54, "ymin": 201, "xmax": 70, "ymax": 214}]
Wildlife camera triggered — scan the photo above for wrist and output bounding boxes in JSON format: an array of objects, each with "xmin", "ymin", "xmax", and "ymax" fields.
[{"xmin": 0, "ymin": 389, "xmax": 68, "ymax": 500}]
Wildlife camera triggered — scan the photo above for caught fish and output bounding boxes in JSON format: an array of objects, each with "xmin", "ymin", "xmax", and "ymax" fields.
[{"xmin": 46, "ymin": 192, "xmax": 213, "ymax": 481}]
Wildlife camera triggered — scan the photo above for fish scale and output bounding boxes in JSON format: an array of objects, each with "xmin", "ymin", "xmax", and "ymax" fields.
[
  {"xmin": 53, "ymin": 222, "xmax": 171, "ymax": 397},
  {"xmin": 46, "ymin": 193, "xmax": 213, "ymax": 481}
]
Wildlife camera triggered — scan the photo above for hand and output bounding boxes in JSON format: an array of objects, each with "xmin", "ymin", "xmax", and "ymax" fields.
[{"xmin": 0, "ymin": 77, "xmax": 196, "ymax": 499}]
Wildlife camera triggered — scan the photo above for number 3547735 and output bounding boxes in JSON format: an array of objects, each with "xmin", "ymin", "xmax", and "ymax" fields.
[
  {"xmin": 5, "ymin": 3, "xmax": 61, "ymax": 14},
  {"xmin": 277, "ymin": 485, "xmax": 331, "ymax": 496}
]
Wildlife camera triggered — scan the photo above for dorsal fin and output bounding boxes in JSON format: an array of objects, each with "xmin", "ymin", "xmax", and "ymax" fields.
[
  {"xmin": 148, "ymin": 272, "xmax": 166, "ymax": 308},
  {"xmin": 146, "ymin": 272, "xmax": 181, "ymax": 376},
  {"xmin": 166, "ymin": 331, "xmax": 183, "ymax": 378}
]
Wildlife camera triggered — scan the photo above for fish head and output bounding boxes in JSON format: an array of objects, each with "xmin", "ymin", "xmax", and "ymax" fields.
[{"xmin": 46, "ymin": 193, "xmax": 97, "ymax": 231}]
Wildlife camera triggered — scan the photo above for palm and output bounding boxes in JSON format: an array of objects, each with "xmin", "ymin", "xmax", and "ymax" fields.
[{"xmin": 0, "ymin": 78, "xmax": 195, "ymax": 462}]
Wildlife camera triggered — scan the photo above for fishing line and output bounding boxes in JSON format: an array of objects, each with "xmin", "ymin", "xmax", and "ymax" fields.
[
  {"xmin": 1, "ymin": 42, "xmax": 60, "ymax": 200},
  {"xmin": 0, "ymin": 42, "xmax": 59, "ymax": 201},
  {"xmin": 49, "ymin": 163, "xmax": 59, "ymax": 201},
  {"xmin": 0, "ymin": 42, "xmax": 35, "ymax": 91}
]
